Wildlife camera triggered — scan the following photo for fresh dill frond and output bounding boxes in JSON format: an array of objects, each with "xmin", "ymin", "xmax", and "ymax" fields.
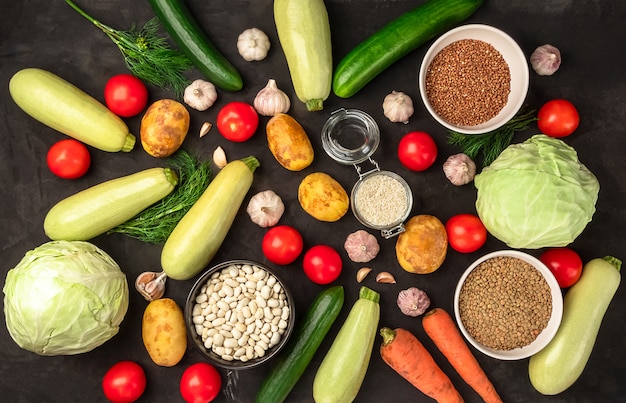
[
  {"xmin": 65, "ymin": 0, "xmax": 192, "ymax": 97},
  {"xmin": 108, "ymin": 150, "xmax": 212, "ymax": 244},
  {"xmin": 447, "ymin": 107, "xmax": 537, "ymax": 167}
]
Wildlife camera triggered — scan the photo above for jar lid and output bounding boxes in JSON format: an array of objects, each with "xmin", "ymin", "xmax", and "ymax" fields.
[{"xmin": 321, "ymin": 109, "xmax": 380, "ymax": 165}]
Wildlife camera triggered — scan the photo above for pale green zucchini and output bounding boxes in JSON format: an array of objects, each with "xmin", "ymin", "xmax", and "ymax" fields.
[
  {"xmin": 528, "ymin": 256, "xmax": 622, "ymax": 395},
  {"xmin": 161, "ymin": 157, "xmax": 259, "ymax": 281},
  {"xmin": 313, "ymin": 286, "xmax": 380, "ymax": 403},
  {"xmin": 9, "ymin": 68, "xmax": 135, "ymax": 152},
  {"xmin": 44, "ymin": 168, "xmax": 178, "ymax": 241},
  {"xmin": 274, "ymin": 0, "xmax": 332, "ymax": 111}
]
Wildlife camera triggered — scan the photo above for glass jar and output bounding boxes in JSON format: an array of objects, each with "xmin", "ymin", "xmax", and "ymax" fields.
[{"xmin": 321, "ymin": 109, "xmax": 413, "ymax": 238}]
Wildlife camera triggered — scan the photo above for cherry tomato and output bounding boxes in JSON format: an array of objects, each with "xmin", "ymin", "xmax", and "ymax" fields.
[
  {"xmin": 216, "ymin": 101, "xmax": 259, "ymax": 142},
  {"xmin": 537, "ymin": 99, "xmax": 580, "ymax": 138},
  {"xmin": 302, "ymin": 245, "xmax": 342, "ymax": 284},
  {"xmin": 539, "ymin": 247, "xmax": 583, "ymax": 288},
  {"xmin": 46, "ymin": 139, "xmax": 91, "ymax": 179},
  {"xmin": 262, "ymin": 225, "xmax": 304, "ymax": 265},
  {"xmin": 102, "ymin": 361, "xmax": 146, "ymax": 403},
  {"xmin": 180, "ymin": 362, "xmax": 222, "ymax": 403},
  {"xmin": 397, "ymin": 131, "xmax": 438, "ymax": 171},
  {"xmin": 445, "ymin": 214, "xmax": 488, "ymax": 253},
  {"xmin": 104, "ymin": 74, "xmax": 149, "ymax": 118}
]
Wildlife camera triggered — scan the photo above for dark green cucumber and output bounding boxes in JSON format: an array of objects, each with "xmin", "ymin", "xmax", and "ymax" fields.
[
  {"xmin": 255, "ymin": 286, "xmax": 345, "ymax": 403},
  {"xmin": 332, "ymin": 0, "xmax": 483, "ymax": 98},
  {"xmin": 147, "ymin": 0, "xmax": 243, "ymax": 91}
]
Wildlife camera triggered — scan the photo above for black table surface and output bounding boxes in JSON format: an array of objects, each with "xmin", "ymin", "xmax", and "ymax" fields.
[{"xmin": 2, "ymin": 1, "xmax": 625, "ymax": 402}]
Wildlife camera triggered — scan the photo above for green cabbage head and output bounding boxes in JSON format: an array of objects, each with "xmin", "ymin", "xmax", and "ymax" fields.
[
  {"xmin": 3, "ymin": 241, "xmax": 129, "ymax": 355},
  {"xmin": 475, "ymin": 134, "xmax": 599, "ymax": 249}
]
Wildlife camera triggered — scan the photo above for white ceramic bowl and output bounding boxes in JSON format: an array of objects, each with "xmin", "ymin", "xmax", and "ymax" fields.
[
  {"xmin": 419, "ymin": 24, "xmax": 529, "ymax": 134},
  {"xmin": 453, "ymin": 250, "xmax": 563, "ymax": 360}
]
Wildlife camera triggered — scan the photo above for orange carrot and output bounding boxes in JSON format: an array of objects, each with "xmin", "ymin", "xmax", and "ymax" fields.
[
  {"xmin": 422, "ymin": 308, "xmax": 503, "ymax": 403},
  {"xmin": 379, "ymin": 327, "xmax": 464, "ymax": 403}
]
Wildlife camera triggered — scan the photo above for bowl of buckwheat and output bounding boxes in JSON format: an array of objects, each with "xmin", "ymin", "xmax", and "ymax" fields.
[
  {"xmin": 418, "ymin": 24, "xmax": 529, "ymax": 134},
  {"xmin": 185, "ymin": 260, "xmax": 295, "ymax": 369},
  {"xmin": 453, "ymin": 250, "xmax": 563, "ymax": 360}
]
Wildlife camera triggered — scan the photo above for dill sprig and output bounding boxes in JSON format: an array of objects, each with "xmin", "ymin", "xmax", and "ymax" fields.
[
  {"xmin": 108, "ymin": 150, "xmax": 212, "ymax": 244},
  {"xmin": 447, "ymin": 108, "xmax": 537, "ymax": 167},
  {"xmin": 65, "ymin": 0, "xmax": 192, "ymax": 97}
]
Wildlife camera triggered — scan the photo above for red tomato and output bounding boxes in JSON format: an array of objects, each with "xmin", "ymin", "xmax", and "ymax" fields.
[
  {"xmin": 539, "ymin": 247, "xmax": 583, "ymax": 288},
  {"xmin": 216, "ymin": 101, "xmax": 259, "ymax": 142},
  {"xmin": 537, "ymin": 99, "xmax": 580, "ymax": 138},
  {"xmin": 302, "ymin": 245, "xmax": 342, "ymax": 284},
  {"xmin": 180, "ymin": 362, "xmax": 222, "ymax": 403},
  {"xmin": 445, "ymin": 214, "xmax": 488, "ymax": 253},
  {"xmin": 262, "ymin": 225, "xmax": 304, "ymax": 265},
  {"xmin": 102, "ymin": 361, "xmax": 146, "ymax": 403},
  {"xmin": 46, "ymin": 139, "xmax": 91, "ymax": 179},
  {"xmin": 104, "ymin": 74, "xmax": 149, "ymax": 117},
  {"xmin": 397, "ymin": 131, "xmax": 438, "ymax": 171}
]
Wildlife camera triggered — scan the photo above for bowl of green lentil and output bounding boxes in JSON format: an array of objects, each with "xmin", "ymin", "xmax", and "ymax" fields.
[
  {"xmin": 453, "ymin": 250, "xmax": 563, "ymax": 360},
  {"xmin": 185, "ymin": 260, "xmax": 296, "ymax": 370},
  {"xmin": 418, "ymin": 24, "xmax": 529, "ymax": 134}
]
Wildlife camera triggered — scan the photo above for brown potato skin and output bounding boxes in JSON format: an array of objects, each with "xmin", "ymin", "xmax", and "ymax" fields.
[
  {"xmin": 266, "ymin": 113, "xmax": 314, "ymax": 171},
  {"xmin": 396, "ymin": 215, "xmax": 448, "ymax": 274},
  {"xmin": 140, "ymin": 99, "xmax": 189, "ymax": 158},
  {"xmin": 141, "ymin": 298, "xmax": 187, "ymax": 367},
  {"xmin": 298, "ymin": 172, "xmax": 349, "ymax": 222}
]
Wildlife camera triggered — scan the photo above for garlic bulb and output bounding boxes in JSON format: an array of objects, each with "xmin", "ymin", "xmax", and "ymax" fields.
[
  {"xmin": 237, "ymin": 28, "xmax": 270, "ymax": 61},
  {"xmin": 383, "ymin": 90, "xmax": 414, "ymax": 124},
  {"xmin": 530, "ymin": 44, "xmax": 561, "ymax": 76},
  {"xmin": 344, "ymin": 230, "xmax": 380, "ymax": 263},
  {"xmin": 396, "ymin": 287, "xmax": 430, "ymax": 317},
  {"xmin": 254, "ymin": 79, "xmax": 291, "ymax": 116},
  {"xmin": 183, "ymin": 79, "xmax": 217, "ymax": 111},
  {"xmin": 443, "ymin": 153, "xmax": 476, "ymax": 186},
  {"xmin": 246, "ymin": 190, "xmax": 285, "ymax": 227}
]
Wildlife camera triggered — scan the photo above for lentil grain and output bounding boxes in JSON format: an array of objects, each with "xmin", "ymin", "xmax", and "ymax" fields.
[{"xmin": 458, "ymin": 256, "xmax": 552, "ymax": 350}]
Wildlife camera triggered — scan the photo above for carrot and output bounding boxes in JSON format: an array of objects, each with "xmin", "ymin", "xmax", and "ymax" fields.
[
  {"xmin": 379, "ymin": 327, "xmax": 464, "ymax": 403},
  {"xmin": 422, "ymin": 308, "xmax": 503, "ymax": 403}
]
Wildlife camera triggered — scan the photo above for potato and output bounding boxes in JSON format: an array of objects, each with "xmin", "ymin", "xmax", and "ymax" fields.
[
  {"xmin": 298, "ymin": 172, "xmax": 349, "ymax": 222},
  {"xmin": 142, "ymin": 298, "xmax": 187, "ymax": 367},
  {"xmin": 395, "ymin": 215, "xmax": 448, "ymax": 274},
  {"xmin": 140, "ymin": 99, "xmax": 190, "ymax": 158},
  {"xmin": 266, "ymin": 113, "xmax": 314, "ymax": 171}
]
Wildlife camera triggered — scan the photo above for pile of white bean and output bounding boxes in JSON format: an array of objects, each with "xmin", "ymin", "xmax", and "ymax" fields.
[{"xmin": 191, "ymin": 263, "xmax": 291, "ymax": 363}]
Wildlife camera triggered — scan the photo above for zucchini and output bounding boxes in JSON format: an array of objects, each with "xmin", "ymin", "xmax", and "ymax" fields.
[
  {"xmin": 44, "ymin": 168, "xmax": 178, "ymax": 241},
  {"xmin": 274, "ymin": 0, "xmax": 332, "ymax": 111},
  {"xmin": 256, "ymin": 286, "xmax": 345, "ymax": 403},
  {"xmin": 528, "ymin": 256, "xmax": 622, "ymax": 395},
  {"xmin": 147, "ymin": 0, "xmax": 243, "ymax": 92},
  {"xmin": 161, "ymin": 157, "xmax": 259, "ymax": 280},
  {"xmin": 9, "ymin": 68, "xmax": 135, "ymax": 152},
  {"xmin": 313, "ymin": 286, "xmax": 380, "ymax": 403},
  {"xmin": 332, "ymin": 0, "xmax": 483, "ymax": 98}
]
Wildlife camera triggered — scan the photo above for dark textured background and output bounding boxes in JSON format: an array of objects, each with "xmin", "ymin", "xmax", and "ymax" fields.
[{"xmin": 1, "ymin": 1, "xmax": 625, "ymax": 402}]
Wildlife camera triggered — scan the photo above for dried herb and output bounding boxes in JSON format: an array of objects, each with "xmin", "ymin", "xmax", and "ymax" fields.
[{"xmin": 447, "ymin": 108, "xmax": 537, "ymax": 167}]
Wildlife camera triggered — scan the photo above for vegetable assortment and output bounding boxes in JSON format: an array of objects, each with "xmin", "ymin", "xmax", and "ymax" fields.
[{"xmin": 2, "ymin": 0, "xmax": 623, "ymax": 402}]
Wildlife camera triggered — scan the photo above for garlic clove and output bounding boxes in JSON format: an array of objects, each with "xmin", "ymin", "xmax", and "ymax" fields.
[
  {"xmin": 530, "ymin": 44, "xmax": 561, "ymax": 76},
  {"xmin": 135, "ymin": 271, "xmax": 168, "ymax": 301},
  {"xmin": 356, "ymin": 267, "xmax": 372, "ymax": 283},
  {"xmin": 376, "ymin": 271, "xmax": 396, "ymax": 284},
  {"xmin": 199, "ymin": 121, "xmax": 212, "ymax": 138},
  {"xmin": 213, "ymin": 146, "xmax": 227, "ymax": 168},
  {"xmin": 443, "ymin": 153, "xmax": 476, "ymax": 186}
]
